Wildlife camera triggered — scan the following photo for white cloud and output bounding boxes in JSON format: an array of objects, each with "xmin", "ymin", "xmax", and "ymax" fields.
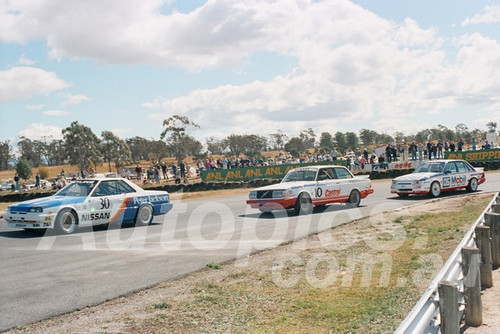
[
  {"xmin": 26, "ymin": 104, "xmax": 45, "ymax": 111},
  {"xmin": 43, "ymin": 110, "xmax": 71, "ymax": 116},
  {"xmin": 18, "ymin": 123, "xmax": 63, "ymax": 140},
  {"xmin": 462, "ymin": 5, "xmax": 500, "ymax": 26},
  {"xmin": 16, "ymin": 54, "xmax": 35, "ymax": 66},
  {"xmin": 61, "ymin": 93, "xmax": 90, "ymax": 106},
  {"xmin": 0, "ymin": 67, "xmax": 70, "ymax": 103}
]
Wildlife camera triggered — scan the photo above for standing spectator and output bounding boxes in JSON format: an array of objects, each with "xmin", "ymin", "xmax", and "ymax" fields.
[
  {"xmin": 35, "ymin": 173, "xmax": 41, "ymax": 189},
  {"xmin": 331, "ymin": 148, "xmax": 338, "ymax": 161},
  {"xmin": 154, "ymin": 165, "xmax": 161, "ymax": 184},
  {"xmin": 180, "ymin": 161, "xmax": 186, "ymax": 179},
  {"xmin": 386, "ymin": 144, "xmax": 392, "ymax": 163},
  {"xmin": 449, "ymin": 141, "xmax": 455, "ymax": 152},
  {"xmin": 14, "ymin": 173, "xmax": 20, "ymax": 190},
  {"xmin": 161, "ymin": 162, "xmax": 168, "ymax": 179},
  {"xmin": 437, "ymin": 140, "xmax": 443, "ymax": 158},
  {"xmin": 457, "ymin": 138, "xmax": 464, "ymax": 151},
  {"xmin": 363, "ymin": 148, "xmax": 369, "ymax": 161},
  {"xmin": 471, "ymin": 138, "xmax": 477, "ymax": 150},
  {"xmin": 135, "ymin": 164, "xmax": 142, "ymax": 180},
  {"xmin": 418, "ymin": 142, "xmax": 423, "ymax": 161},
  {"xmin": 426, "ymin": 140, "xmax": 432, "ymax": 160},
  {"xmin": 171, "ymin": 164, "xmax": 177, "ymax": 178},
  {"xmin": 410, "ymin": 141, "xmax": 417, "ymax": 161},
  {"xmin": 80, "ymin": 169, "xmax": 86, "ymax": 179}
]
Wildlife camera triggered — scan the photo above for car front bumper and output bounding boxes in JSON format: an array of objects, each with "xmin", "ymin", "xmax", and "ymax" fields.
[{"xmin": 5, "ymin": 212, "xmax": 55, "ymax": 229}]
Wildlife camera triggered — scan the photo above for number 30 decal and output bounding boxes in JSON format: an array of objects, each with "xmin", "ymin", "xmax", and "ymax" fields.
[{"xmin": 100, "ymin": 197, "xmax": 110, "ymax": 209}]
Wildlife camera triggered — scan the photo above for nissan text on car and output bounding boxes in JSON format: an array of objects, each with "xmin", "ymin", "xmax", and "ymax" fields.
[
  {"xmin": 390, "ymin": 159, "xmax": 485, "ymax": 198},
  {"xmin": 247, "ymin": 165, "xmax": 374, "ymax": 215},
  {"xmin": 4, "ymin": 177, "xmax": 173, "ymax": 234}
]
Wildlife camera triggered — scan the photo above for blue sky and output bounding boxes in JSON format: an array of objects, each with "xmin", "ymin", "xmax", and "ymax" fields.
[{"xmin": 1, "ymin": 0, "xmax": 499, "ymax": 147}]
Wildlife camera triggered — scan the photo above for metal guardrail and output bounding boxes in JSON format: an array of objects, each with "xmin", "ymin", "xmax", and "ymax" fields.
[{"xmin": 395, "ymin": 192, "xmax": 500, "ymax": 334}]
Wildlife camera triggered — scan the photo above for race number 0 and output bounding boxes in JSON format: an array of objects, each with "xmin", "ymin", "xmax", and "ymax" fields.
[{"xmin": 316, "ymin": 187, "xmax": 323, "ymax": 198}]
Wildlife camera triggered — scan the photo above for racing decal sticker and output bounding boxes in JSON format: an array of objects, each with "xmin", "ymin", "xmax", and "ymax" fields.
[
  {"xmin": 325, "ymin": 189, "xmax": 341, "ymax": 197},
  {"xmin": 109, "ymin": 197, "xmax": 133, "ymax": 223},
  {"xmin": 443, "ymin": 177, "xmax": 451, "ymax": 188},
  {"xmin": 81, "ymin": 211, "xmax": 111, "ymax": 221}
]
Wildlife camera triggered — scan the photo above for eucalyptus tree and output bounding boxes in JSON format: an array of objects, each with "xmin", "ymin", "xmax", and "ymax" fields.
[
  {"xmin": 101, "ymin": 131, "xmax": 132, "ymax": 172},
  {"xmin": 62, "ymin": 121, "xmax": 102, "ymax": 170},
  {"xmin": 160, "ymin": 115, "xmax": 200, "ymax": 164}
]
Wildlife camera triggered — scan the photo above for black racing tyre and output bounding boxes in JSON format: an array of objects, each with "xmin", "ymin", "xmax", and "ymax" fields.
[
  {"xmin": 294, "ymin": 192, "xmax": 313, "ymax": 215},
  {"xmin": 429, "ymin": 181, "xmax": 441, "ymax": 198},
  {"xmin": 54, "ymin": 208, "xmax": 78, "ymax": 234},
  {"xmin": 466, "ymin": 178, "xmax": 478, "ymax": 192},
  {"xmin": 135, "ymin": 204, "xmax": 154, "ymax": 226},
  {"xmin": 346, "ymin": 189, "xmax": 361, "ymax": 207}
]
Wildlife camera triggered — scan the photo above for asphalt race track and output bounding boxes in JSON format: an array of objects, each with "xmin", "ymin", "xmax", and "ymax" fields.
[{"xmin": 1, "ymin": 174, "xmax": 499, "ymax": 331}]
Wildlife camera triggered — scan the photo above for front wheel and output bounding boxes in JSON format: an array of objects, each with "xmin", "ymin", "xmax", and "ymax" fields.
[
  {"xmin": 54, "ymin": 209, "xmax": 78, "ymax": 234},
  {"xmin": 429, "ymin": 181, "xmax": 441, "ymax": 198},
  {"xmin": 466, "ymin": 178, "xmax": 478, "ymax": 192},
  {"xmin": 135, "ymin": 204, "xmax": 154, "ymax": 226},
  {"xmin": 346, "ymin": 189, "xmax": 361, "ymax": 207},
  {"xmin": 294, "ymin": 193, "xmax": 313, "ymax": 215}
]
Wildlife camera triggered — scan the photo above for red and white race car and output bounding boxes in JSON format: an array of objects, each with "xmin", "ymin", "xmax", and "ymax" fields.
[
  {"xmin": 246, "ymin": 165, "xmax": 374, "ymax": 214},
  {"xmin": 390, "ymin": 159, "xmax": 485, "ymax": 198}
]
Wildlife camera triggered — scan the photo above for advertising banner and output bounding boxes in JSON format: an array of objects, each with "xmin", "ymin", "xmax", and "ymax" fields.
[
  {"xmin": 201, "ymin": 161, "xmax": 346, "ymax": 182},
  {"xmin": 444, "ymin": 148, "xmax": 500, "ymax": 162}
]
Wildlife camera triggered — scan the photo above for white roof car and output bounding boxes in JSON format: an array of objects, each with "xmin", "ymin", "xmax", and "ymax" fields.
[
  {"xmin": 4, "ymin": 177, "xmax": 173, "ymax": 234},
  {"xmin": 247, "ymin": 165, "xmax": 374, "ymax": 214},
  {"xmin": 390, "ymin": 159, "xmax": 485, "ymax": 198}
]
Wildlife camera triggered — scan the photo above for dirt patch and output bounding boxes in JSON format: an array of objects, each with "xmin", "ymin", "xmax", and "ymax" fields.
[{"xmin": 3, "ymin": 192, "xmax": 497, "ymax": 334}]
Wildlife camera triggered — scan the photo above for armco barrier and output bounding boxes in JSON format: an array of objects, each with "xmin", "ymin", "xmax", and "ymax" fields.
[{"xmin": 395, "ymin": 192, "xmax": 500, "ymax": 333}]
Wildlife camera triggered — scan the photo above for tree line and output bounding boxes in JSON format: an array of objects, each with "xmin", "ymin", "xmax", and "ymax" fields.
[{"xmin": 0, "ymin": 117, "xmax": 497, "ymax": 173}]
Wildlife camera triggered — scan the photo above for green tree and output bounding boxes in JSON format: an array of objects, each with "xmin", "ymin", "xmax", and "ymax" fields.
[
  {"xmin": 17, "ymin": 137, "xmax": 43, "ymax": 167},
  {"xmin": 206, "ymin": 137, "xmax": 227, "ymax": 155},
  {"xmin": 101, "ymin": 131, "xmax": 132, "ymax": 172},
  {"xmin": 284, "ymin": 137, "xmax": 307, "ymax": 157},
  {"xmin": 16, "ymin": 159, "xmax": 32, "ymax": 181},
  {"xmin": 486, "ymin": 122, "xmax": 497, "ymax": 133},
  {"xmin": 333, "ymin": 132, "xmax": 347, "ymax": 153},
  {"xmin": 269, "ymin": 130, "xmax": 288, "ymax": 150},
  {"xmin": 359, "ymin": 129, "xmax": 378, "ymax": 145},
  {"xmin": 0, "ymin": 140, "xmax": 13, "ymax": 170},
  {"xmin": 300, "ymin": 128, "xmax": 316, "ymax": 147},
  {"xmin": 62, "ymin": 121, "xmax": 102, "ymax": 170},
  {"xmin": 160, "ymin": 115, "xmax": 200, "ymax": 164},
  {"xmin": 319, "ymin": 132, "xmax": 334, "ymax": 150},
  {"xmin": 126, "ymin": 136, "xmax": 152, "ymax": 162},
  {"xmin": 345, "ymin": 132, "xmax": 359, "ymax": 150}
]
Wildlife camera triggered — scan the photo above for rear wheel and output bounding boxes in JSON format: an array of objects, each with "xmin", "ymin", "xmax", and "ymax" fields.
[
  {"xmin": 346, "ymin": 189, "xmax": 361, "ymax": 207},
  {"xmin": 294, "ymin": 193, "xmax": 313, "ymax": 215},
  {"xmin": 466, "ymin": 178, "xmax": 478, "ymax": 192},
  {"xmin": 54, "ymin": 209, "xmax": 78, "ymax": 234},
  {"xmin": 429, "ymin": 181, "xmax": 441, "ymax": 198},
  {"xmin": 135, "ymin": 204, "xmax": 154, "ymax": 226}
]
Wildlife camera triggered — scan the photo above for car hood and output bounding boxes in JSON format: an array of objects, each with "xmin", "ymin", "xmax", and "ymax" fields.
[
  {"xmin": 394, "ymin": 172, "xmax": 442, "ymax": 181},
  {"xmin": 252, "ymin": 181, "xmax": 310, "ymax": 191},
  {"xmin": 8, "ymin": 195, "xmax": 87, "ymax": 211}
]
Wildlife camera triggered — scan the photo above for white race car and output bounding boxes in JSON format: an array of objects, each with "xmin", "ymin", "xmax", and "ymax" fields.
[
  {"xmin": 390, "ymin": 159, "xmax": 485, "ymax": 198},
  {"xmin": 4, "ymin": 177, "xmax": 173, "ymax": 234},
  {"xmin": 246, "ymin": 165, "xmax": 374, "ymax": 214}
]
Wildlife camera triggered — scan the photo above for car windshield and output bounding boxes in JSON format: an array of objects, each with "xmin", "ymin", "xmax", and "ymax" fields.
[
  {"xmin": 282, "ymin": 169, "xmax": 317, "ymax": 182},
  {"xmin": 55, "ymin": 181, "xmax": 98, "ymax": 197},
  {"xmin": 414, "ymin": 162, "xmax": 445, "ymax": 173}
]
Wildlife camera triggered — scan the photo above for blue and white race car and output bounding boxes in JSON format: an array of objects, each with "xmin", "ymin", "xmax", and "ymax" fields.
[
  {"xmin": 4, "ymin": 177, "xmax": 173, "ymax": 234},
  {"xmin": 390, "ymin": 159, "xmax": 485, "ymax": 198}
]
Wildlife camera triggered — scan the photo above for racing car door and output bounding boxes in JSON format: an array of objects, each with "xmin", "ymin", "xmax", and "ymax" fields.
[
  {"xmin": 87, "ymin": 180, "xmax": 129, "ymax": 226},
  {"xmin": 316, "ymin": 167, "xmax": 342, "ymax": 203}
]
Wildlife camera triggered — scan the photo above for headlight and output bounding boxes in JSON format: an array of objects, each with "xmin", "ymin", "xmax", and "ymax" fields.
[
  {"xmin": 272, "ymin": 189, "xmax": 293, "ymax": 198},
  {"xmin": 28, "ymin": 207, "xmax": 43, "ymax": 213},
  {"xmin": 249, "ymin": 191, "xmax": 257, "ymax": 199}
]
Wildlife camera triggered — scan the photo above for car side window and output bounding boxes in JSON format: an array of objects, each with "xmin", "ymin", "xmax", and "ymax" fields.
[
  {"xmin": 92, "ymin": 181, "xmax": 119, "ymax": 196},
  {"xmin": 317, "ymin": 168, "xmax": 335, "ymax": 181},
  {"xmin": 455, "ymin": 161, "xmax": 467, "ymax": 173},
  {"xmin": 116, "ymin": 180, "xmax": 136, "ymax": 194},
  {"xmin": 445, "ymin": 162, "xmax": 458, "ymax": 173},
  {"xmin": 334, "ymin": 167, "xmax": 352, "ymax": 179}
]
